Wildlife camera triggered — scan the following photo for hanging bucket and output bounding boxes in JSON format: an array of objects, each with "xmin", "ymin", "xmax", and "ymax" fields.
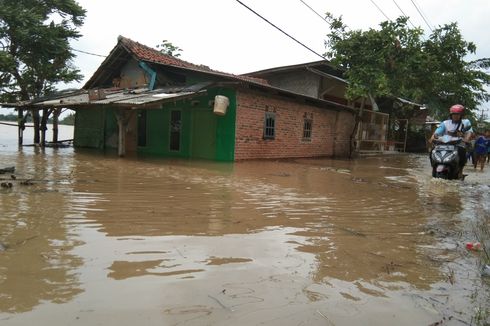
[{"xmin": 213, "ymin": 95, "xmax": 229, "ymax": 116}]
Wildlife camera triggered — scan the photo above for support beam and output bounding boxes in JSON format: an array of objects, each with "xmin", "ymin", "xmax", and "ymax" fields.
[
  {"xmin": 355, "ymin": 97, "xmax": 366, "ymax": 151},
  {"xmin": 114, "ymin": 109, "xmax": 135, "ymax": 157},
  {"xmin": 40, "ymin": 108, "xmax": 53, "ymax": 147},
  {"xmin": 31, "ymin": 109, "xmax": 40, "ymax": 145},
  {"xmin": 52, "ymin": 108, "xmax": 61, "ymax": 143},
  {"xmin": 17, "ymin": 108, "xmax": 24, "ymax": 146}
]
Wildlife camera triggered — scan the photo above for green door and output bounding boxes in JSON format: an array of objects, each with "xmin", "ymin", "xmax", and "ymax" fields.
[{"xmin": 191, "ymin": 109, "xmax": 216, "ymax": 159}]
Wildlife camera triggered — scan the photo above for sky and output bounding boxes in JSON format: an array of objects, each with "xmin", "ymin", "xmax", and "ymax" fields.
[
  {"xmin": 63, "ymin": 0, "xmax": 490, "ymax": 116},
  {"xmin": 56, "ymin": 0, "xmax": 490, "ymax": 117},
  {"xmin": 68, "ymin": 0, "xmax": 490, "ymax": 76}
]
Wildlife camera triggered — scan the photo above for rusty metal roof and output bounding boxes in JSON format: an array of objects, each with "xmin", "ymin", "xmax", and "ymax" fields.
[{"xmin": 8, "ymin": 87, "xmax": 206, "ymax": 109}]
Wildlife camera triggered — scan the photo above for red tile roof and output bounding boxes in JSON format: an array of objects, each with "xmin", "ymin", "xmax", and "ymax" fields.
[{"xmin": 118, "ymin": 36, "xmax": 269, "ymax": 85}]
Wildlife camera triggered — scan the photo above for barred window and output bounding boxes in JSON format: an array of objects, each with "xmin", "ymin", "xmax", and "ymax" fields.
[
  {"xmin": 264, "ymin": 112, "xmax": 275, "ymax": 139},
  {"xmin": 303, "ymin": 118, "xmax": 312, "ymax": 140}
]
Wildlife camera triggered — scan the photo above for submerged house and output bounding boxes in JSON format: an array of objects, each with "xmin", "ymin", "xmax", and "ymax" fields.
[
  {"xmin": 244, "ymin": 61, "xmax": 426, "ymax": 153},
  {"xmin": 10, "ymin": 36, "xmax": 357, "ymax": 161},
  {"xmin": 243, "ymin": 61, "xmax": 388, "ymax": 153}
]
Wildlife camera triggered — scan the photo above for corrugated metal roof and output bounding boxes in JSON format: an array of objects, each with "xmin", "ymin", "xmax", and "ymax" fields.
[
  {"xmin": 16, "ymin": 87, "xmax": 205, "ymax": 109},
  {"xmin": 93, "ymin": 90, "xmax": 198, "ymax": 106}
]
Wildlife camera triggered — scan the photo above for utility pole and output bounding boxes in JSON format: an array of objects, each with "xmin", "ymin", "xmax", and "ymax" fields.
[
  {"xmin": 479, "ymin": 108, "xmax": 485, "ymax": 122},
  {"xmin": 476, "ymin": 107, "xmax": 488, "ymax": 130}
]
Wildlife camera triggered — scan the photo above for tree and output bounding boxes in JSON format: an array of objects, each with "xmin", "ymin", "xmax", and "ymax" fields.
[
  {"xmin": 59, "ymin": 112, "xmax": 75, "ymax": 125},
  {"xmin": 0, "ymin": 0, "xmax": 86, "ymax": 144},
  {"xmin": 324, "ymin": 15, "xmax": 490, "ymax": 119},
  {"xmin": 156, "ymin": 40, "xmax": 183, "ymax": 57}
]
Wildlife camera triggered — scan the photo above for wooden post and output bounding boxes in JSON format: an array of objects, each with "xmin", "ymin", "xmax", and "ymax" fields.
[
  {"xmin": 32, "ymin": 109, "xmax": 40, "ymax": 145},
  {"xmin": 403, "ymin": 119, "xmax": 409, "ymax": 152},
  {"xmin": 52, "ymin": 108, "xmax": 61, "ymax": 143},
  {"xmin": 17, "ymin": 108, "xmax": 24, "ymax": 146},
  {"xmin": 115, "ymin": 110, "xmax": 125, "ymax": 157},
  {"xmin": 40, "ymin": 109, "xmax": 50, "ymax": 146},
  {"xmin": 355, "ymin": 97, "xmax": 366, "ymax": 151},
  {"xmin": 115, "ymin": 109, "xmax": 134, "ymax": 157}
]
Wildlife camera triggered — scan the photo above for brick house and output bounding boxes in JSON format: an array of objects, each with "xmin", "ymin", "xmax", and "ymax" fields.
[
  {"xmin": 244, "ymin": 62, "xmax": 426, "ymax": 153},
  {"xmin": 16, "ymin": 36, "xmax": 357, "ymax": 161}
]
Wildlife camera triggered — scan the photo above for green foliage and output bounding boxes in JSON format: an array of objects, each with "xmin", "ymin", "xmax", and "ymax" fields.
[
  {"xmin": 0, "ymin": 0, "xmax": 86, "ymax": 102},
  {"xmin": 156, "ymin": 40, "xmax": 183, "ymax": 57},
  {"xmin": 0, "ymin": 111, "xmax": 74, "ymax": 124},
  {"xmin": 324, "ymin": 14, "xmax": 490, "ymax": 119},
  {"xmin": 59, "ymin": 112, "xmax": 74, "ymax": 125},
  {"xmin": 0, "ymin": 113, "xmax": 19, "ymax": 121}
]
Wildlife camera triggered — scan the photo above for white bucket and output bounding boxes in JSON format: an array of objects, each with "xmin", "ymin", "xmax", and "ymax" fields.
[{"xmin": 213, "ymin": 95, "xmax": 229, "ymax": 116}]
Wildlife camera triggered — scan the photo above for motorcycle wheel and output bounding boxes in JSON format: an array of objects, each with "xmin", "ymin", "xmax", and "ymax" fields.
[{"xmin": 435, "ymin": 172, "xmax": 449, "ymax": 179}]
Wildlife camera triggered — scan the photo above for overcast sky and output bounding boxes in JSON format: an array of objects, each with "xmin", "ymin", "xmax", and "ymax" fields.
[{"xmin": 64, "ymin": 0, "xmax": 490, "ymax": 113}]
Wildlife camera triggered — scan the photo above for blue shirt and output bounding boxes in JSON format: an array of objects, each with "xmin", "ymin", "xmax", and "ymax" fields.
[{"xmin": 475, "ymin": 136, "xmax": 489, "ymax": 155}]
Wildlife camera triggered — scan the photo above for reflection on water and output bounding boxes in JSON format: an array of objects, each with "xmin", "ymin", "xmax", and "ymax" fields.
[{"xmin": 0, "ymin": 134, "xmax": 489, "ymax": 325}]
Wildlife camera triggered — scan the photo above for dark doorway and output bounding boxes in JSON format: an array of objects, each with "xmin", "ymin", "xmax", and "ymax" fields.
[
  {"xmin": 137, "ymin": 110, "xmax": 147, "ymax": 147},
  {"xmin": 170, "ymin": 110, "xmax": 181, "ymax": 151}
]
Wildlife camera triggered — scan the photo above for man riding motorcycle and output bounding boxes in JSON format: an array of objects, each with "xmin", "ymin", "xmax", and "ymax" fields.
[{"xmin": 429, "ymin": 104, "xmax": 474, "ymax": 179}]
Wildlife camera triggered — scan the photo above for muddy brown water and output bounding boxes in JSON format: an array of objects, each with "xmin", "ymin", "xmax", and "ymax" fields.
[{"xmin": 0, "ymin": 137, "xmax": 489, "ymax": 324}]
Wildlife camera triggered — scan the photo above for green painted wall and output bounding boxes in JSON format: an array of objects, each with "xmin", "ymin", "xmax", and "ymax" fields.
[
  {"xmin": 191, "ymin": 108, "xmax": 217, "ymax": 159},
  {"xmin": 74, "ymin": 107, "xmax": 118, "ymax": 149},
  {"xmin": 207, "ymin": 88, "xmax": 236, "ymax": 161},
  {"xmin": 104, "ymin": 108, "xmax": 118, "ymax": 149},
  {"xmin": 74, "ymin": 108, "xmax": 105, "ymax": 148},
  {"xmin": 138, "ymin": 87, "xmax": 236, "ymax": 161},
  {"xmin": 73, "ymin": 88, "xmax": 236, "ymax": 161}
]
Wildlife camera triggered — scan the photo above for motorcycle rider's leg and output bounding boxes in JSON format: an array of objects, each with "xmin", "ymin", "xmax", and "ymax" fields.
[{"xmin": 457, "ymin": 147, "xmax": 467, "ymax": 179}]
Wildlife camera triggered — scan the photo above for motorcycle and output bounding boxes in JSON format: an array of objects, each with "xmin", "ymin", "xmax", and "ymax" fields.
[{"xmin": 430, "ymin": 135, "xmax": 465, "ymax": 180}]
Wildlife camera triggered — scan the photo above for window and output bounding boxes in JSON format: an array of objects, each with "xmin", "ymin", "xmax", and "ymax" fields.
[
  {"xmin": 303, "ymin": 118, "xmax": 312, "ymax": 141},
  {"xmin": 263, "ymin": 112, "xmax": 275, "ymax": 139},
  {"xmin": 169, "ymin": 110, "xmax": 181, "ymax": 151},
  {"xmin": 137, "ymin": 110, "xmax": 147, "ymax": 147}
]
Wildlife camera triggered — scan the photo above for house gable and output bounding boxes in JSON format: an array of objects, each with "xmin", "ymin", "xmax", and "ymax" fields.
[
  {"xmin": 117, "ymin": 58, "xmax": 150, "ymax": 89},
  {"xmin": 244, "ymin": 62, "xmax": 351, "ymax": 106}
]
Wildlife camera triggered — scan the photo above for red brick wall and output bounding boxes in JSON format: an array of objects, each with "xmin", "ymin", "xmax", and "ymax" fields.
[{"xmin": 235, "ymin": 89, "xmax": 355, "ymax": 160}]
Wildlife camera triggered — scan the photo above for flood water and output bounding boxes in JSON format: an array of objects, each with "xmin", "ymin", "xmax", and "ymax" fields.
[{"xmin": 0, "ymin": 123, "xmax": 489, "ymax": 325}]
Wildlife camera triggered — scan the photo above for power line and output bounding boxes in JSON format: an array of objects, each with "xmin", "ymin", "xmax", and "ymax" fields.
[
  {"xmin": 412, "ymin": 0, "xmax": 434, "ymax": 28},
  {"xmin": 368, "ymin": 0, "xmax": 391, "ymax": 21},
  {"xmin": 298, "ymin": 0, "xmax": 328, "ymax": 24},
  {"xmin": 409, "ymin": 0, "xmax": 433, "ymax": 32},
  {"xmin": 234, "ymin": 0, "xmax": 325, "ymax": 60},
  {"xmin": 72, "ymin": 48, "xmax": 107, "ymax": 58},
  {"xmin": 391, "ymin": 0, "xmax": 417, "ymax": 29}
]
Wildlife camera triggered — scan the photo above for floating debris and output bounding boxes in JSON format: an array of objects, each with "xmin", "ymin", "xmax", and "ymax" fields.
[
  {"xmin": 0, "ymin": 166, "xmax": 15, "ymax": 174},
  {"xmin": 482, "ymin": 265, "xmax": 490, "ymax": 277},
  {"xmin": 0, "ymin": 182, "xmax": 13, "ymax": 188},
  {"xmin": 465, "ymin": 242, "xmax": 482, "ymax": 251}
]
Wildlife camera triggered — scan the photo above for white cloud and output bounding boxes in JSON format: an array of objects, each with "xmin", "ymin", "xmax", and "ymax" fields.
[{"xmin": 63, "ymin": 0, "xmax": 490, "ymax": 112}]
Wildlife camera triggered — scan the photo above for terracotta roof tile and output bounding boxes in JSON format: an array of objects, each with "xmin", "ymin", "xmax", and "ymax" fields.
[{"xmin": 118, "ymin": 36, "xmax": 269, "ymax": 85}]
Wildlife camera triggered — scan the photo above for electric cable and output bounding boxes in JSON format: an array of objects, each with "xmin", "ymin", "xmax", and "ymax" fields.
[
  {"xmin": 234, "ymin": 0, "xmax": 325, "ymax": 59},
  {"xmin": 368, "ymin": 0, "xmax": 391, "ymax": 21},
  {"xmin": 72, "ymin": 48, "xmax": 107, "ymax": 58},
  {"xmin": 409, "ymin": 0, "xmax": 433, "ymax": 31},
  {"xmin": 298, "ymin": 0, "xmax": 328, "ymax": 24},
  {"xmin": 391, "ymin": 0, "xmax": 417, "ymax": 29}
]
